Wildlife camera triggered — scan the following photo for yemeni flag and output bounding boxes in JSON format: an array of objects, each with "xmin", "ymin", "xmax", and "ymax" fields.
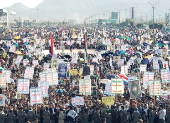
[{"xmin": 49, "ymin": 34, "xmax": 54, "ymax": 56}]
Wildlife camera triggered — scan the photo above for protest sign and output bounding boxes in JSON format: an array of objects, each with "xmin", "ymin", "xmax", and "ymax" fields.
[
  {"xmin": 161, "ymin": 90, "xmax": 169, "ymax": 100},
  {"xmin": 111, "ymin": 79, "xmax": 124, "ymax": 94},
  {"xmin": 143, "ymin": 72, "xmax": 154, "ymax": 86},
  {"xmin": 79, "ymin": 79, "xmax": 91, "ymax": 95},
  {"xmin": 15, "ymin": 55, "xmax": 23, "ymax": 65},
  {"xmin": 17, "ymin": 79, "xmax": 30, "ymax": 94},
  {"xmin": 152, "ymin": 57, "xmax": 159, "ymax": 69},
  {"xmin": 129, "ymin": 80, "xmax": 141, "ymax": 98},
  {"xmin": 161, "ymin": 69, "xmax": 170, "ymax": 83},
  {"xmin": 3, "ymin": 70, "xmax": 11, "ymax": 83},
  {"xmin": 104, "ymin": 80, "xmax": 113, "ymax": 96},
  {"xmin": 38, "ymin": 81, "xmax": 49, "ymax": 97},
  {"xmin": 71, "ymin": 54, "xmax": 78, "ymax": 63},
  {"xmin": 162, "ymin": 61, "xmax": 169, "ymax": 69},
  {"xmin": 51, "ymin": 59, "xmax": 58, "ymax": 69},
  {"xmin": 16, "ymin": 92, "xmax": 21, "ymax": 99},
  {"xmin": 51, "ymin": 72, "xmax": 58, "ymax": 85},
  {"xmin": 30, "ymin": 88, "xmax": 43, "ymax": 105},
  {"xmin": 67, "ymin": 110, "xmax": 77, "ymax": 120},
  {"xmin": 0, "ymin": 74, "xmax": 6, "ymax": 88},
  {"xmin": 58, "ymin": 63, "xmax": 68, "ymax": 77},
  {"xmin": 102, "ymin": 96, "xmax": 115, "ymax": 105},
  {"xmin": 71, "ymin": 97, "xmax": 84, "ymax": 106},
  {"xmin": 40, "ymin": 71, "xmax": 58, "ymax": 85},
  {"xmin": 0, "ymin": 94, "xmax": 6, "ymax": 106},
  {"xmin": 24, "ymin": 67, "xmax": 34, "ymax": 79},
  {"xmin": 140, "ymin": 64, "xmax": 147, "ymax": 72},
  {"xmin": 149, "ymin": 80, "xmax": 161, "ymax": 96}
]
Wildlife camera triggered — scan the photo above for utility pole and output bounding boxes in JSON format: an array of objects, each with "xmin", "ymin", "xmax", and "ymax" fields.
[
  {"xmin": 152, "ymin": 5, "xmax": 155, "ymax": 29},
  {"xmin": 148, "ymin": 2, "xmax": 158, "ymax": 29}
]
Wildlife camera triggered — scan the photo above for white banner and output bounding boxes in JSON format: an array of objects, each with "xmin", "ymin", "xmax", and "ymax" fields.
[
  {"xmin": 24, "ymin": 67, "xmax": 34, "ymax": 79},
  {"xmin": 0, "ymin": 74, "xmax": 6, "ymax": 88},
  {"xmin": 3, "ymin": 70, "xmax": 11, "ymax": 83},
  {"xmin": 140, "ymin": 64, "xmax": 147, "ymax": 72},
  {"xmin": 71, "ymin": 97, "xmax": 84, "ymax": 106},
  {"xmin": 149, "ymin": 80, "xmax": 161, "ymax": 96},
  {"xmin": 143, "ymin": 72, "xmax": 154, "ymax": 86},
  {"xmin": 17, "ymin": 79, "xmax": 30, "ymax": 94},
  {"xmin": 152, "ymin": 57, "xmax": 159, "ymax": 69},
  {"xmin": 111, "ymin": 79, "xmax": 124, "ymax": 94},
  {"xmin": 38, "ymin": 81, "xmax": 49, "ymax": 97},
  {"xmin": 161, "ymin": 69, "xmax": 170, "ymax": 83},
  {"xmin": 79, "ymin": 79, "xmax": 91, "ymax": 95},
  {"xmin": 30, "ymin": 88, "xmax": 43, "ymax": 105}
]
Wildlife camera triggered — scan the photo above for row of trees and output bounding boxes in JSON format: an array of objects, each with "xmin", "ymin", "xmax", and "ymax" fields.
[{"xmin": 119, "ymin": 19, "xmax": 164, "ymax": 29}]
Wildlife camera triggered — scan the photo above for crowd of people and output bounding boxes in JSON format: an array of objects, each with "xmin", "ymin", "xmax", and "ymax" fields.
[{"xmin": 0, "ymin": 25, "xmax": 169, "ymax": 123}]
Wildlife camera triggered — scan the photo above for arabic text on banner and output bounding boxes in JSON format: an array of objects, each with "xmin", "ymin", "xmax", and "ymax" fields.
[
  {"xmin": 149, "ymin": 80, "xmax": 161, "ymax": 96},
  {"xmin": 161, "ymin": 69, "xmax": 170, "ymax": 83},
  {"xmin": 140, "ymin": 64, "xmax": 147, "ymax": 72},
  {"xmin": 24, "ymin": 67, "xmax": 34, "ymax": 79},
  {"xmin": 38, "ymin": 81, "xmax": 49, "ymax": 97},
  {"xmin": 79, "ymin": 79, "xmax": 91, "ymax": 95},
  {"xmin": 102, "ymin": 96, "xmax": 115, "ymax": 105},
  {"xmin": 17, "ymin": 79, "xmax": 30, "ymax": 94},
  {"xmin": 71, "ymin": 97, "xmax": 84, "ymax": 106},
  {"xmin": 111, "ymin": 79, "xmax": 124, "ymax": 94},
  {"xmin": 30, "ymin": 88, "xmax": 43, "ymax": 105},
  {"xmin": 152, "ymin": 58, "xmax": 159, "ymax": 69},
  {"xmin": 142, "ymin": 72, "xmax": 154, "ymax": 86},
  {"xmin": 0, "ymin": 74, "xmax": 6, "ymax": 88},
  {"xmin": 3, "ymin": 70, "xmax": 11, "ymax": 83}
]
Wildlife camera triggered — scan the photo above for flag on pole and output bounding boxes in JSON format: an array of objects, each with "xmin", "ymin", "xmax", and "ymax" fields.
[{"xmin": 49, "ymin": 34, "xmax": 54, "ymax": 56}]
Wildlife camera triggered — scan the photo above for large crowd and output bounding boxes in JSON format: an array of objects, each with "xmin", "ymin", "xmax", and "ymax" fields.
[{"xmin": 0, "ymin": 25, "xmax": 169, "ymax": 123}]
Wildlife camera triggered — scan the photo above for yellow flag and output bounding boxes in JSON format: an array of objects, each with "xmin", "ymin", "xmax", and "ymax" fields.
[{"xmin": 2, "ymin": 51, "xmax": 7, "ymax": 58}]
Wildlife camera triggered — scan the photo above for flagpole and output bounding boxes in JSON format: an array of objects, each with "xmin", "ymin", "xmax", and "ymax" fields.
[{"xmin": 84, "ymin": 32, "xmax": 88, "ymax": 64}]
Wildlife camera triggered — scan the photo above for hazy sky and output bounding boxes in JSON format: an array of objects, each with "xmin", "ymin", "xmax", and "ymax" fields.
[{"xmin": 0, "ymin": 0, "xmax": 43, "ymax": 8}]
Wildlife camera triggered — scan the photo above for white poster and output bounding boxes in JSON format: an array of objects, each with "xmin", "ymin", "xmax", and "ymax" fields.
[
  {"xmin": 17, "ymin": 79, "xmax": 30, "ymax": 94},
  {"xmin": 0, "ymin": 94, "xmax": 6, "ymax": 106},
  {"xmin": 30, "ymin": 88, "xmax": 43, "ymax": 105},
  {"xmin": 24, "ymin": 67, "xmax": 34, "ymax": 79},
  {"xmin": 143, "ymin": 72, "xmax": 154, "ymax": 86},
  {"xmin": 71, "ymin": 97, "xmax": 84, "ymax": 106},
  {"xmin": 140, "ymin": 64, "xmax": 147, "ymax": 72},
  {"xmin": 161, "ymin": 69, "xmax": 170, "ymax": 83},
  {"xmin": 3, "ymin": 70, "xmax": 11, "ymax": 83},
  {"xmin": 38, "ymin": 81, "xmax": 49, "ymax": 97}
]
